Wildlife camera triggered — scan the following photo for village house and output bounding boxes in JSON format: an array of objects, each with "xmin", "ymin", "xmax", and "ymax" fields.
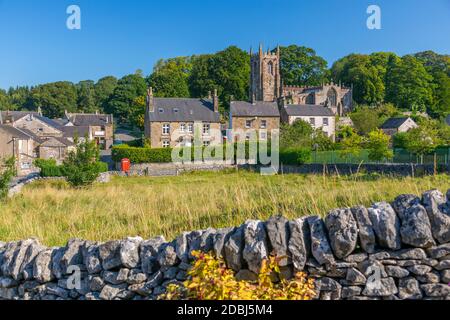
[
  {"xmin": 380, "ymin": 117, "xmax": 418, "ymax": 137},
  {"xmin": 280, "ymin": 104, "xmax": 336, "ymax": 141},
  {"xmin": 229, "ymin": 101, "xmax": 280, "ymax": 141},
  {"xmin": 57, "ymin": 111, "xmax": 114, "ymax": 150},
  {"xmin": 144, "ymin": 88, "xmax": 222, "ymax": 148}
]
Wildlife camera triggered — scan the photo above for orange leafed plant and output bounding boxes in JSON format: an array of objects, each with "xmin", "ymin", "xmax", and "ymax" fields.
[{"xmin": 160, "ymin": 251, "xmax": 316, "ymax": 300}]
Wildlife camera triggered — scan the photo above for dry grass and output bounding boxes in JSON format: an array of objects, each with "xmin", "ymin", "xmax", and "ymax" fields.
[{"xmin": 1, "ymin": 170, "xmax": 448, "ymax": 246}]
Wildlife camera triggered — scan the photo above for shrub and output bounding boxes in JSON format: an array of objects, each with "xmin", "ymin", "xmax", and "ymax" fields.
[
  {"xmin": 160, "ymin": 251, "xmax": 316, "ymax": 300},
  {"xmin": 279, "ymin": 148, "xmax": 312, "ymax": 165},
  {"xmin": 64, "ymin": 139, "xmax": 102, "ymax": 188},
  {"xmin": 0, "ymin": 157, "xmax": 16, "ymax": 200},
  {"xmin": 34, "ymin": 159, "xmax": 65, "ymax": 177},
  {"xmin": 112, "ymin": 145, "xmax": 173, "ymax": 163}
]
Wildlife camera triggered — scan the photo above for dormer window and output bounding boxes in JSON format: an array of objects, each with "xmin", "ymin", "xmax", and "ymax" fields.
[
  {"xmin": 158, "ymin": 108, "xmax": 164, "ymax": 113},
  {"xmin": 173, "ymin": 108, "xmax": 179, "ymax": 113}
]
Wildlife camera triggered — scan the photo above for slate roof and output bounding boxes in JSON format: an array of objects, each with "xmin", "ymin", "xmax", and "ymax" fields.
[
  {"xmin": 283, "ymin": 105, "xmax": 335, "ymax": 117},
  {"xmin": 380, "ymin": 117, "xmax": 411, "ymax": 129},
  {"xmin": 60, "ymin": 126, "xmax": 91, "ymax": 138},
  {"xmin": 149, "ymin": 98, "xmax": 220, "ymax": 122},
  {"xmin": 0, "ymin": 125, "xmax": 34, "ymax": 140},
  {"xmin": 0, "ymin": 111, "xmax": 40, "ymax": 124},
  {"xmin": 39, "ymin": 136, "xmax": 74, "ymax": 147},
  {"xmin": 230, "ymin": 101, "xmax": 280, "ymax": 117},
  {"xmin": 67, "ymin": 113, "xmax": 113, "ymax": 126}
]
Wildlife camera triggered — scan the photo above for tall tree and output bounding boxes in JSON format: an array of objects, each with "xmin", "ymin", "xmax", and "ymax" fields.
[
  {"xmin": 385, "ymin": 55, "xmax": 434, "ymax": 112},
  {"xmin": 277, "ymin": 45, "xmax": 329, "ymax": 86},
  {"xmin": 147, "ymin": 57, "xmax": 192, "ymax": 98},
  {"xmin": 0, "ymin": 89, "xmax": 11, "ymax": 110},
  {"xmin": 94, "ymin": 76, "xmax": 118, "ymax": 112},
  {"xmin": 30, "ymin": 81, "xmax": 78, "ymax": 118},
  {"xmin": 106, "ymin": 73, "xmax": 147, "ymax": 123},
  {"xmin": 76, "ymin": 80, "xmax": 96, "ymax": 113}
]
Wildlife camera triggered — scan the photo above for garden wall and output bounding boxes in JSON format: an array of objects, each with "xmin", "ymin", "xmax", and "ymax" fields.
[{"xmin": 1, "ymin": 188, "xmax": 450, "ymax": 300}]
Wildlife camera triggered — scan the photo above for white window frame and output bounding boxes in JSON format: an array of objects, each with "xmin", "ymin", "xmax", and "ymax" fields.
[
  {"xmin": 162, "ymin": 123, "xmax": 170, "ymax": 135},
  {"xmin": 162, "ymin": 140, "xmax": 170, "ymax": 148},
  {"xmin": 259, "ymin": 131, "xmax": 267, "ymax": 140},
  {"xmin": 203, "ymin": 140, "xmax": 210, "ymax": 147},
  {"xmin": 187, "ymin": 123, "xmax": 194, "ymax": 133},
  {"xmin": 203, "ymin": 123, "xmax": 210, "ymax": 135},
  {"xmin": 323, "ymin": 118, "xmax": 329, "ymax": 126},
  {"xmin": 260, "ymin": 120, "xmax": 267, "ymax": 129},
  {"xmin": 245, "ymin": 120, "xmax": 252, "ymax": 129},
  {"xmin": 180, "ymin": 123, "xmax": 186, "ymax": 133},
  {"xmin": 309, "ymin": 118, "xmax": 315, "ymax": 126}
]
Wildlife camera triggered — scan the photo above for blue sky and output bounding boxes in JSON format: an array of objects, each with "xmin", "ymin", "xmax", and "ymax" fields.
[{"xmin": 0, "ymin": 0, "xmax": 449, "ymax": 89}]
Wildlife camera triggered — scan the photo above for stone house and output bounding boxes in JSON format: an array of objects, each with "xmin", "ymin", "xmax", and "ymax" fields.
[
  {"xmin": 60, "ymin": 112, "xmax": 114, "ymax": 150},
  {"xmin": 229, "ymin": 101, "xmax": 280, "ymax": 141},
  {"xmin": 0, "ymin": 125, "xmax": 39, "ymax": 175},
  {"xmin": 144, "ymin": 88, "xmax": 221, "ymax": 148},
  {"xmin": 280, "ymin": 104, "xmax": 336, "ymax": 141},
  {"xmin": 380, "ymin": 117, "xmax": 418, "ymax": 137}
]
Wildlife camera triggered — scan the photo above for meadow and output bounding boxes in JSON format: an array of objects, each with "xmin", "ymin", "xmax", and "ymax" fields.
[{"xmin": 1, "ymin": 170, "xmax": 449, "ymax": 246}]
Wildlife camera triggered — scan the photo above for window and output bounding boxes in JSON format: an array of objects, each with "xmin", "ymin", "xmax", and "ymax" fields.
[
  {"xmin": 260, "ymin": 131, "xmax": 267, "ymax": 140},
  {"xmin": 260, "ymin": 120, "xmax": 267, "ymax": 129},
  {"xmin": 203, "ymin": 123, "xmax": 210, "ymax": 135},
  {"xmin": 173, "ymin": 108, "xmax": 179, "ymax": 113},
  {"xmin": 162, "ymin": 124, "xmax": 170, "ymax": 135},
  {"xmin": 203, "ymin": 140, "xmax": 210, "ymax": 147},
  {"xmin": 323, "ymin": 118, "xmax": 329, "ymax": 126},
  {"xmin": 187, "ymin": 123, "xmax": 194, "ymax": 133},
  {"xmin": 245, "ymin": 120, "xmax": 252, "ymax": 129},
  {"xmin": 180, "ymin": 123, "xmax": 186, "ymax": 133},
  {"xmin": 158, "ymin": 108, "xmax": 164, "ymax": 113},
  {"xmin": 162, "ymin": 140, "xmax": 170, "ymax": 148},
  {"xmin": 309, "ymin": 118, "xmax": 315, "ymax": 126}
]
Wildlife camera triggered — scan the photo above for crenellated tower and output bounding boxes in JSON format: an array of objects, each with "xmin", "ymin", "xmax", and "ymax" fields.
[{"xmin": 249, "ymin": 44, "xmax": 281, "ymax": 102}]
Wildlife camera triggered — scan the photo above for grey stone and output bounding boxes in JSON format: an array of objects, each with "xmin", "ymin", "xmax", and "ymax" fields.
[
  {"xmin": 416, "ymin": 271, "xmax": 440, "ymax": 284},
  {"xmin": 0, "ymin": 277, "xmax": 18, "ymax": 288},
  {"xmin": 19, "ymin": 240, "xmax": 43, "ymax": 281},
  {"xmin": 422, "ymin": 190, "xmax": 450, "ymax": 244},
  {"xmin": 51, "ymin": 247, "xmax": 65, "ymax": 279},
  {"xmin": 146, "ymin": 270, "xmax": 164, "ymax": 289},
  {"xmin": 308, "ymin": 216, "xmax": 335, "ymax": 266},
  {"xmin": 3, "ymin": 240, "xmax": 35, "ymax": 280},
  {"xmin": 186, "ymin": 230, "xmax": 203, "ymax": 260},
  {"xmin": 266, "ymin": 216, "xmax": 290, "ymax": 266},
  {"xmin": 324, "ymin": 208, "xmax": 358, "ymax": 259},
  {"xmin": 399, "ymin": 204, "xmax": 435, "ymax": 248},
  {"xmin": 392, "ymin": 194, "xmax": 421, "ymax": 220},
  {"xmin": 128, "ymin": 283, "xmax": 151, "ymax": 297},
  {"xmin": 99, "ymin": 241, "xmax": 122, "ymax": 271},
  {"xmin": 163, "ymin": 267, "xmax": 179, "ymax": 280},
  {"xmin": 45, "ymin": 283, "xmax": 69, "ymax": 299},
  {"xmin": 89, "ymin": 276, "xmax": 104, "ymax": 292},
  {"xmin": 60, "ymin": 239, "xmax": 85, "ymax": 275},
  {"xmin": 407, "ymin": 265, "xmax": 432, "ymax": 276},
  {"xmin": 224, "ymin": 225, "xmax": 245, "ymax": 272},
  {"xmin": 386, "ymin": 266, "xmax": 409, "ymax": 278},
  {"xmin": 157, "ymin": 242, "xmax": 179, "ymax": 270},
  {"xmin": 341, "ymin": 286, "xmax": 362, "ymax": 299},
  {"xmin": 243, "ymin": 220, "xmax": 268, "ymax": 274},
  {"xmin": 0, "ymin": 287, "xmax": 19, "ymax": 299},
  {"xmin": 426, "ymin": 243, "xmax": 450, "ymax": 259},
  {"xmin": 362, "ymin": 277, "xmax": 398, "ymax": 297},
  {"xmin": 235, "ymin": 269, "xmax": 258, "ymax": 282},
  {"xmin": 199, "ymin": 228, "xmax": 216, "ymax": 253},
  {"xmin": 398, "ymin": 277, "xmax": 422, "ymax": 299},
  {"xmin": 420, "ymin": 283, "xmax": 450, "ymax": 297},
  {"xmin": 319, "ymin": 277, "xmax": 342, "ymax": 300},
  {"xmin": 441, "ymin": 270, "xmax": 450, "ymax": 283},
  {"xmin": 82, "ymin": 242, "xmax": 102, "ymax": 274},
  {"xmin": 370, "ymin": 248, "xmax": 427, "ymax": 260},
  {"xmin": 127, "ymin": 269, "xmax": 147, "ymax": 284},
  {"xmin": 33, "ymin": 248, "xmax": 54, "ymax": 283},
  {"xmin": 116, "ymin": 290, "xmax": 135, "ymax": 300},
  {"xmin": 176, "ymin": 270, "xmax": 188, "ymax": 281},
  {"xmin": 99, "ymin": 284, "xmax": 123, "ymax": 300},
  {"xmin": 120, "ymin": 237, "xmax": 142, "ymax": 268},
  {"xmin": 343, "ymin": 253, "xmax": 368, "ymax": 263},
  {"xmin": 175, "ymin": 232, "xmax": 189, "ymax": 263},
  {"xmin": 358, "ymin": 260, "xmax": 388, "ymax": 278},
  {"xmin": 103, "ymin": 268, "xmax": 129, "ymax": 285},
  {"xmin": 368, "ymin": 202, "xmax": 401, "ymax": 250},
  {"xmin": 288, "ymin": 218, "xmax": 308, "ymax": 271},
  {"xmin": 140, "ymin": 236, "xmax": 165, "ymax": 275},
  {"xmin": 212, "ymin": 227, "xmax": 234, "ymax": 258},
  {"xmin": 351, "ymin": 206, "xmax": 376, "ymax": 253},
  {"xmin": 435, "ymin": 260, "xmax": 450, "ymax": 270},
  {"xmin": 346, "ymin": 268, "xmax": 367, "ymax": 285}
]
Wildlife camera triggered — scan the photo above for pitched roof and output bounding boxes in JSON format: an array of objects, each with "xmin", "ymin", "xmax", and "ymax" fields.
[
  {"xmin": 149, "ymin": 98, "xmax": 220, "ymax": 122},
  {"xmin": 0, "ymin": 125, "xmax": 33, "ymax": 140},
  {"xmin": 230, "ymin": 101, "xmax": 280, "ymax": 117},
  {"xmin": 380, "ymin": 117, "xmax": 411, "ymax": 129},
  {"xmin": 67, "ymin": 113, "xmax": 113, "ymax": 126},
  {"xmin": 39, "ymin": 137, "xmax": 74, "ymax": 147},
  {"xmin": 283, "ymin": 105, "xmax": 335, "ymax": 117},
  {"xmin": 60, "ymin": 126, "xmax": 91, "ymax": 138},
  {"xmin": 0, "ymin": 111, "xmax": 40, "ymax": 124}
]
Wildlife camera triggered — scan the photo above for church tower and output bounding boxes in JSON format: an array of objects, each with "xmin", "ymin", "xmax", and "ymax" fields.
[{"xmin": 249, "ymin": 44, "xmax": 281, "ymax": 102}]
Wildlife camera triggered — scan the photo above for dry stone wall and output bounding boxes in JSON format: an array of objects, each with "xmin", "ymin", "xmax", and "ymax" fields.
[{"xmin": 1, "ymin": 189, "xmax": 450, "ymax": 300}]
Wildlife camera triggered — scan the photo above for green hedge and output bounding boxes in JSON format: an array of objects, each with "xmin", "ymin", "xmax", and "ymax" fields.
[
  {"xmin": 34, "ymin": 159, "xmax": 108, "ymax": 177},
  {"xmin": 279, "ymin": 148, "xmax": 312, "ymax": 165}
]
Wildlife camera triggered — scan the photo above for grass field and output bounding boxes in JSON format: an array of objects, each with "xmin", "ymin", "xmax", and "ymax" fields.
[{"xmin": 1, "ymin": 170, "xmax": 449, "ymax": 246}]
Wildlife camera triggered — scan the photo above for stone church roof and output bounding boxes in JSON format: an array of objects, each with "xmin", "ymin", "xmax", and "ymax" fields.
[
  {"xmin": 230, "ymin": 101, "xmax": 280, "ymax": 117},
  {"xmin": 149, "ymin": 98, "xmax": 220, "ymax": 122},
  {"xmin": 380, "ymin": 117, "xmax": 412, "ymax": 129}
]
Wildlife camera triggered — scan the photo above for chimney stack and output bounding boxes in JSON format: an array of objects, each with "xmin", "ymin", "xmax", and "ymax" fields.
[
  {"xmin": 147, "ymin": 87, "xmax": 154, "ymax": 113},
  {"xmin": 213, "ymin": 89, "xmax": 219, "ymax": 113}
]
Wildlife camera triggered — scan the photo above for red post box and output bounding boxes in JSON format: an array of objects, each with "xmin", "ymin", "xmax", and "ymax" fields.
[{"xmin": 121, "ymin": 158, "xmax": 130, "ymax": 172}]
